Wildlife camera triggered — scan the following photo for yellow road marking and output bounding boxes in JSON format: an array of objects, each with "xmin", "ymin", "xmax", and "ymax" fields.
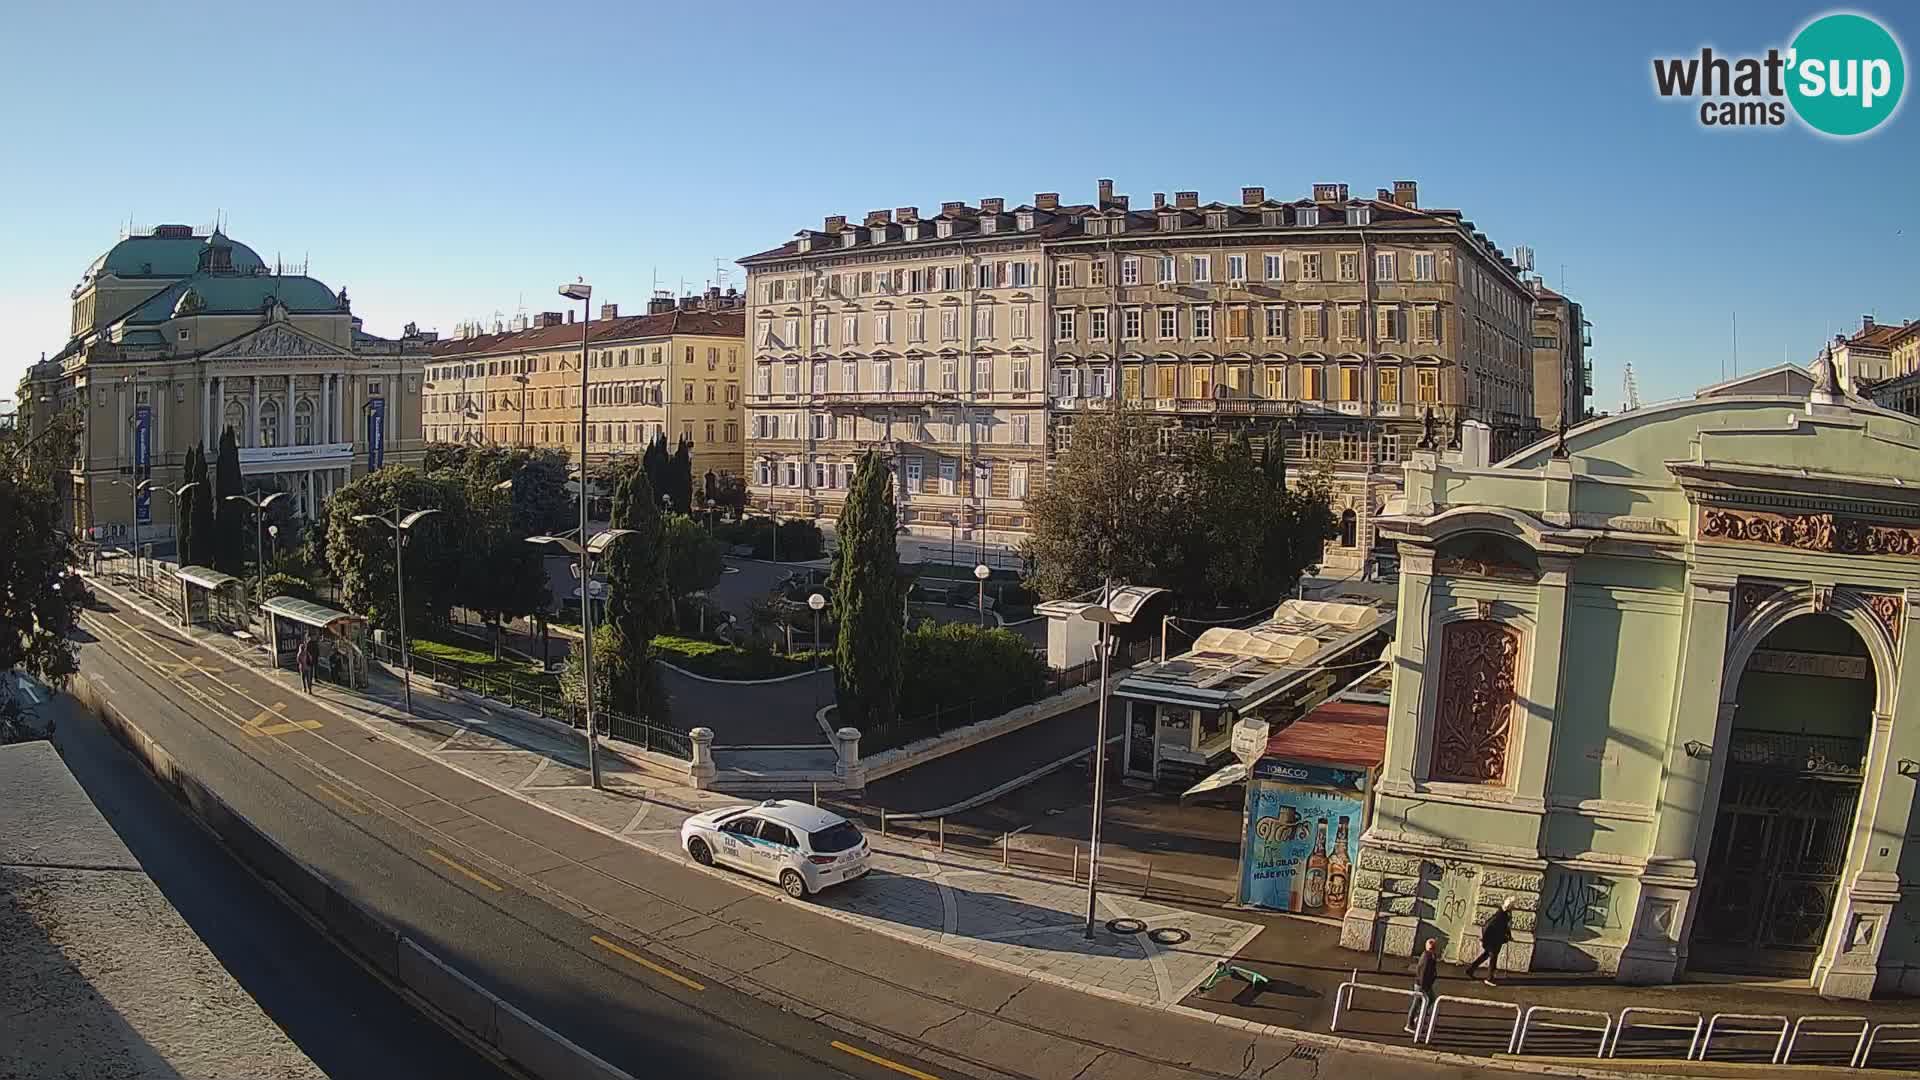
[
  {"xmin": 830, "ymin": 1041, "xmax": 943, "ymax": 1080},
  {"xmin": 314, "ymin": 782, "xmax": 371, "ymax": 815},
  {"xmin": 252, "ymin": 720, "xmax": 324, "ymax": 737},
  {"xmin": 590, "ymin": 934, "xmax": 706, "ymax": 992},
  {"xmin": 247, "ymin": 703, "xmax": 289, "ymax": 728},
  {"xmin": 425, "ymin": 847, "xmax": 503, "ymax": 892}
]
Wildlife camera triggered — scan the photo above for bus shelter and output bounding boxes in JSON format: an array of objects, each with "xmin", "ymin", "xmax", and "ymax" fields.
[
  {"xmin": 174, "ymin": 566, "xmax": 248, "ymax": 632},
  {"xmin": 259, "ymin": 596, "xmax": 370, "ymax": 689}
]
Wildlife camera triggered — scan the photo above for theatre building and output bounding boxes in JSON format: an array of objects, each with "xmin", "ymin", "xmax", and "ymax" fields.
[{"xmin": 1342, "ymin": 364, "xmax": 1920, "ymax": 998}]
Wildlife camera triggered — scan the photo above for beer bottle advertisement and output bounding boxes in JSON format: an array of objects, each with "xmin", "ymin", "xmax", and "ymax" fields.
[{"xmin": 1239, "ymin": 760, "xmax": 1367, "ymax": 915}]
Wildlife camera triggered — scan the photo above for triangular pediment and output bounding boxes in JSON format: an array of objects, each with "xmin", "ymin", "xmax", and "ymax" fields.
[{"xmin": 206, "ymin": 322, "xmax": 354, "ymax": 360}]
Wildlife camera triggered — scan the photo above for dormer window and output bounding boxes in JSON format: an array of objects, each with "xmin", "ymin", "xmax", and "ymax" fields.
[
  {"xmin": 981, "ymin": 216, "xmax": 998, "ymax": 235},
  {"xmin": 1351, "ymin": 206, "xmax": 1372, "ymax": 226},
  {"xmin": 1262, "ymin": 210, "xmax": 1286, "ymax": 227},
  {"xmin": 797, "ymin": 236, "xmax": 813, "ymax": 253},
  {"xmin": 1086, "ymin": 218, "xmax": 1107, "ymax": 237},
  {"xmin": 1207, "ymin": 212, "xmax": 1228, "ymax": 230},
  {"xmin": 937, "ymin": 220, "xmax": 954, "ymax": 239},
  {"xmin": 871, "ymin": 229, "xmax": 886, "ymax": 246},
  {"xmin": 1016, "ymin": 212, "xmax": 1035, "ymax": 232},
  {"xmin": 1298, "ymin": 207, "xmax": 1320, "ymax": 227},
  {"xmin": 1158, "ymin": 214, "xmax": 1179, "ymax": 232},
  {"xmin": 841, "ymin": 231, "xmax": 859, "ymax": 248}
]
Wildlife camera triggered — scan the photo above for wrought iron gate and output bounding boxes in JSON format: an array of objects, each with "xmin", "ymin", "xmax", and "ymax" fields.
[{"xmin": 1692, "ymin": 732, "xmax": 1865, "ymax": 975}]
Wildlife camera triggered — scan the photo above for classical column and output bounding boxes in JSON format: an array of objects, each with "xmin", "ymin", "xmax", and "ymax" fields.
[
  {"xmin": 285, "ymin": 373, "xmax": 295, "ymax": 446},
  {"xmin": 116, "ymin": 381, "xmax": 127, "ymax": 460},
  {"xmin": 321, "ymin": 374, "xmax": 333, "ymax": 443},
  {"xmin": 251, "ymin": 376, "xmax": 262, "ymax": 448},
  {"xmin": 1617, "ymin": 573, "xmax": 1734, "ymax": 985},
  {"xmin": 201, "ymin": 378, "xmax": 211, "ymax": 444}
]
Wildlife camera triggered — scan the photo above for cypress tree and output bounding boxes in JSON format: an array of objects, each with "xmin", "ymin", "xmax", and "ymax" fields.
[
  {"xmin": 189, "ymin": 441, "xmax": 215, "ymax": 567},
  {"xmin": 832, "ymin": 451, "xmax": 903, "ymax": 732},
  {"xmin": 603, "ymin": 458, "xmax": 669, "ymax": 724},
  {"xmin": 213, "ymin": 426, "xmax": 245, "ymax": 574},
  {"xmin": 177, "ymin": 444, "xmax": 199, "ymax": 566}
]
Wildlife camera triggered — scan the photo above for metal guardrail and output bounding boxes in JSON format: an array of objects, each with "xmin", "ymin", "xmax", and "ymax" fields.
[
  {"xmin": 1330, "ymin": 972, "xmax": 1427, "ymax": 1040},
  {"xmin": 1515, "ymin": 1005, "xmax": 1611, "ymax": 1058},
  {"xmin": 1608, "ymin": 1007, "xmax": 1703, "ymax": 1060},
  {"xmin": 1699, "ymin": 1013, "xmax": 1788, "ymax": 1064},
  {"xmin": 1861, "ymin": 1023, "xmax": 1920, "ymax": 1070},
  {"xmin": 1417, "ymin": 993, "xmax": 1520, "ymax": 1051},
  {"xmin": 1784, "ymin": 1015, "xmax": 1870, "ymax": 1066}
]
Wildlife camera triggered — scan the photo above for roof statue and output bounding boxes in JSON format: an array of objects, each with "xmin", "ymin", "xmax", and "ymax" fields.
[
  {"xmin": 335, "ymin": 286, "xmax": 351, "ymax": 312},
  {"xmin": 1449, "ymin": 412, "xmax": 1464, "ymax": 450},
  {"xmin": 1809, "ymin": 342, "xmax": 1843, "ymax": 406},
  {"xmin": 171, "ymin": 287, "xmax": 204, "ymax": 318},
  {"xmin": 1418, "ymin": 407, "xmax": 1437, "ymax": 450}
]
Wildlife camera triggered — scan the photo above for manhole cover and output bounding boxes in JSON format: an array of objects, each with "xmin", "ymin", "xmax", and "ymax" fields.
[
  {"xmin": 1147, "ymin": 927, "xmax": 1190, "ymax": 946},
  {"xmin": 1106, "ymin": 918, "xmax": 1147, "ymax": 935}
]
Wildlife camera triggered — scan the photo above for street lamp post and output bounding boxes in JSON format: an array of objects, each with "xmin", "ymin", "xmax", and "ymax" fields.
[
  {"xmin": 974, "ymin": 563, "xmax": 990, "ymax": 627},
  {"xmin": 1079, "ymin": 581, "xmax": 1121, "ymax": 939},
  {"xmin": 807, "ymin": 591, "xmax": 826, "ymax": 668},
  {"xmin": 527, "ymin": 528, "xmax": 635, "ymax": 790},
  {"xmin": 223, "ymin": 491, "xmax": 290, "ymax": 610},
  {"xmin": 351, "ymin": 508, "xmax": 442, "ymax": 715},
  {"xmin": 106, "ymin": 478, "xmax": 153, "ymax": 580}
]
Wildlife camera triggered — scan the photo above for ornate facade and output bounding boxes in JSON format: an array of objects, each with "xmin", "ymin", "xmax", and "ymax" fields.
[
  {"xmin": 1346, "ymin": 379, "xmax": 1920, "ymax": 999},
  {"xmin": 16, "ymin": 225, "xmax": 430, "ymax": 546}
]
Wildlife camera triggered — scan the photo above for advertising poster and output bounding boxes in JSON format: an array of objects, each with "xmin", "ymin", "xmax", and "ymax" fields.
[
  {"xmin": 366, "ymin": 397, "xmax": 386, "ymax": 471},
  {"xmin": 133, "ymin": 403, "xmax": 152, "ymax": 524},
  {"xmin": 1240, "ymin": 759, "xmax": 1366, "ymax": 918}
]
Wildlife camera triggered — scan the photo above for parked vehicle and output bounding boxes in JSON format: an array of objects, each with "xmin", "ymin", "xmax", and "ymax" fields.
[{"xmin": 680, "ymin": 799, "xmax": 870, "ymax": 899}]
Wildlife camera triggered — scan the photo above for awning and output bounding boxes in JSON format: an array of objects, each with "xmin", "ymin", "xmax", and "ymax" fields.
[
  {"xmin": 175, "ymin": 565, "xmax": 243, "ymax": 591},
  {"xmin": 1181, "ymin": 761, "xmax": 1248, "ymax": 798},
  {"xmin": 260, "ymin": 595, "xmax": 365, "ymax": 632}
]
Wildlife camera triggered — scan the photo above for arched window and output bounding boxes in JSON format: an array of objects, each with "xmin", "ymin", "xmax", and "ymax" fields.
[
  {"xmin": 294, "ymin": 398, "xmax": 315, "ymax": 446},
  {"xmin": 259, "ymin": 399, "xmax": 281, "ymax": 447},
  {"xmin": 1339, "ymin": 508, "xmax": 1358, "ymax": 548},
  {"xmin": 223, "ymin": 399, "xmax": 246, "ymax": 440}
]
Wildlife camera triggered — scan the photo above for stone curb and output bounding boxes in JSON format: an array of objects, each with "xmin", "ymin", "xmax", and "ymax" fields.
[
  {"xmin": 67, "ymin": 672, "xmax": 639, "ymax": 1080},
  {"xmin": 656, "ymin": 659, "xmax": 829, "ymax": 686}
]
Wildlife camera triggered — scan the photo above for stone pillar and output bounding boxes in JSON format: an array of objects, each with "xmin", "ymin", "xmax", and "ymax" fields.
[
  {"xmin": 1618, "ymin": 573, "xmax": 1733, "ymax": 985},
  {"xmin": 688, "ymin": 726, "xmax": 716, "ymax": 788},
  {"xmin": 833, "ymin": 726, "xmax": 864, "ymax": 789},
  {"xmin": 251, "ymin": 377, "xmax": 262, "ymax": 448},
  {"xmin": 320, "ymin": 375, "xmax": 331, "ymax": 443}
]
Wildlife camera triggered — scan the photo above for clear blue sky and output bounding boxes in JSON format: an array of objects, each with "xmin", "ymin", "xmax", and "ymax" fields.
[{"xmin": 3, "ymin": 0, "xmax": 1914, "ymax": 407}]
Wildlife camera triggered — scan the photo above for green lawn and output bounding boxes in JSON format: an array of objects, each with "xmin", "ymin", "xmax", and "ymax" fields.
[
  {"xmin": 651, "ymin": 634, "xmax": 828, "ymax": 680},
  {"xmin": 412, "ymin": 634, "xmax": 559, "ymax": 695}
]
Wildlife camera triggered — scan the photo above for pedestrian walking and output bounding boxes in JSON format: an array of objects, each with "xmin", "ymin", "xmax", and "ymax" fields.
[
  {"xmin": 1407, "ymin": 938, "xmax": 1438, "ymax": 1034},
  {"xmin": 1465, "ymin": 896, "xmax": 1517, "ymax": 986},
  {"xmin": 296, "ymin": 635, "xmax": 315, "ymax": 694}
]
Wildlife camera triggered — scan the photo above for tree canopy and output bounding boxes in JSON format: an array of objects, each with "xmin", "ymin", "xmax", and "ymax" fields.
[
  {"xmin": 659, "ymin": 514, "xmax": 724, "ymax": 629},
  {"xmin": 324, "ymin": 466, "xmax": 468, "ymax": 630},
  {"xmin": 1024, "ymin": 410, "xmax": 1337, "ymax": 611},
  {"xmin": 0, "ymin": 409, "xmax": 85, "ymax": 687},
  {"xmin": 831, "ymin": 451, "xmax": 904, "ymax": 731},
  {"xmin": 603, "ymin": 459, "xmax": 669, "ymax": 723},
  {"xmin": 212, "ymin": 427, "xmax": 245, "ymax": 574}
]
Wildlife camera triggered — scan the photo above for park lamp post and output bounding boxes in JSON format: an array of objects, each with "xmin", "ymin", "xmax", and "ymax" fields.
[
  {"xmin": 352, "ymin": 508, "xmax": 442, "ymax": 715},
  {"xmin": 105, "ymin": 477, "xmax": 152, "ymax": 580},
  {"xmin": 1079, "ymin": 582, "xmax": 1121, "ymax": 939},
  {"xmin": 974, "ymin": 563, "xmax": 990, "ymax": 627},
  {"xmin": 807, "ymin": 591, "xmax": 827, "ymax": 668},
  {"xmin": 527, "ymin": 528, "xmax": 635, "ymax": 790},
  {"xmin": 224, "ymin": 491, "xmax": 290, "ymax": 609},
  {"xmin": 149, "ymin": 481, "xmax": 200, "ymax": 576}
]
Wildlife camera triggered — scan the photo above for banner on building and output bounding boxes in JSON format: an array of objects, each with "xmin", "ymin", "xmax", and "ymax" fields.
[
  {"xmin": 366, "ymin": 397, "xmax": 386, "ymax": 471},
  {"xmin": 133, "ymin": 403, "xmax": 152, "ymax": 524},
  {"xmin": 1240, "ymin": 759, "xmax": 1366, "ymax": 918}
]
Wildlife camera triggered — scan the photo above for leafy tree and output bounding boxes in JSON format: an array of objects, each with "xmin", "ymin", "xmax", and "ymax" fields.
[
  {"xmin": 259, "ymin": 571, "xmax": 318, "ymax": 603},
  {"xmin": 559, "ymin": 623, "xmax": 619, "ymax": 716},
  {"xmin": 324, "ymin": 466, "xmax": 468, "ymax": 631},
  {"xmin": 710, "ymin": 473, "xmax": 748, "ymax": 516},
  {"xmin": 187, "ymin": 441, "xmax": 215, "ymax": 568},
  {"xmin": 831, "ymin": 451, "xmax": 903, "ymax": 732},
  {"xmin": 461, "ymin": 485, "xmax": 551, "ymax": 657},
  {"xmin": 659, "ymin": 514, "xmax": 723, "ymax": 630},
  {"xmin": 1022, "ymin": 408, "xmax": 1184, "ymax": 602},
  {"xmin": 177, "ymin": 444, "xmax": 199, "ymax": 566},
  {"xmin": 664, "ymin": 435, "xmax": 694, "ymax": 513},
  {"xmin": 0, "ymin": 409, "xmax": 84, "ymax": 689},
  {"xmin": 603, "ymin": 458, "xmax": 669, "ymax": 723},
  {"xmin": 212, "ymin": 427, "xmax": 246, "ymax": 574},
  {"xmin": 640, "ymin": 433, "xmax": 671, "ymax": 511},
  {"xmin": 896, "ymin": 621, "xmax": 1048, "ymax": 723},
  {"xmin": 434, "ymin": 444, "xmax": 573, "ymax": 538}
]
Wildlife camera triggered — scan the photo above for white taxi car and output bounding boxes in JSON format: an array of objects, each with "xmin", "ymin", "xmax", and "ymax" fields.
[{"xmin": 680, "ymin": 799, "xmax": 870, "ymax": 899}]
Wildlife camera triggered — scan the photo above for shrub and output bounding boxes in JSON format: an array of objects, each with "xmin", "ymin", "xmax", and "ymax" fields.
[
  {"xmin": 896, "ymin": 621, "xmax": 1047, "ymax": 722},
  {"xmin": 259, "ymin": 571, "xmax": 317, "ymax": 603},
  {"xmin": 651, "ymin": 634, "xmax": 828, "ymax": 680},
  {"xmin": 713, "ymin": 516, "xmax": 825, "ymax": 561}
]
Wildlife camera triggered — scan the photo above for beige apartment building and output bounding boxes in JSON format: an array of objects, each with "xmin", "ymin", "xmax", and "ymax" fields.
[
  {"xmin": 738, "ymin": 200, "xmax": 1073, "ymax": 544},
  {"xmin": 1047, "ymin": 180, "xmax": 1537, "ymax": 572},
  {"xmin": 423, "ymin": 290, "xmax": 746, "ymax": 485},
  {"xmin": 16, "ymin": 224, "xmax": 430, "ymax": 546},
  {"xmin": 1826, "ymin": 314, "xmax": 1914, "ymax": 393},
  {"xmin": 1529, "ymin": 281, "xmax": 1591, "ymax": 431}
]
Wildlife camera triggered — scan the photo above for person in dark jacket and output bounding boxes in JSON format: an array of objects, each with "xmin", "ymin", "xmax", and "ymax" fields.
[
  {"xmin": 1466, "ymin": 896, "xmax": 1517, "ymax": 985},
  {"xmin": 1407, "ymin": 938, "xmax": 1439, "ymax": 1033}
]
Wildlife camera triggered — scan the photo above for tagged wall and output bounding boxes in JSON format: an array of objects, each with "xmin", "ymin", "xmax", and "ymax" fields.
[{"xmin": 1533, "ymin": 865, "xmax": 1639, "ymax": 973}]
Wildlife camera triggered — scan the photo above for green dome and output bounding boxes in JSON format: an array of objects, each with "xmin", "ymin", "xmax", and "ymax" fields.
[{"xmin": 86, "ymin": 229, "xmax": 267, "ymax": 280}]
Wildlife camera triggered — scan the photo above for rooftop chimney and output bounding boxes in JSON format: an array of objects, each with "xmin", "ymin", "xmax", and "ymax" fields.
[
  {"xmin": 1174, "ymin": 191, "xmax": 1199, "ymax": 209},
  {"xmin": 679, "ymin": 296, "xmax": 697, "ymax": 312},
  {"xmin": 1153, "ymin": 193, "xmax": 1167, "ymax": 210},
  {"xmin": 648, "ymin": 292, "xmax": 675, "ymax": 315},
  {"xmin": 1035, "ymin": 192, "xmax": 1060, "ymax": 211},
  {"xmin": 538, "ymin": 311, "xmax": 564, "ymax": 328},
  {"xmin": 940, "ymin": 201, "xmax": 967, "ymax": 216},
  {"xmin": 1392, "ymin": 180, "xmax": 1418, "ymax": 208},
  {"xmin": 1863, "ymin": 314, "xmax": 1877, "ymax": 331},
  {"xmin": 980, "ymin": 197, "xmax": 1005, "ymax": 215},
  {"xmin": 1312, "ymin": 183, "xmax": 1348, "ymax": 203},
  {"xmin": 1377, "ymin": 188, "xmax": 1393, "ymax": 201},
  {"xmin": 865, "ymin": 209, "xmax": 892, "ymax": 227},
  {"xmin": 600, "ymin": 303, "xmax": 619, "ymax": 321},
  {"xmin": 566, "ymin": 310, "xmax": 575, "ymax": 324},
  {"xmin": 1097, "ymin": 179, "xmax": 1115, "ymax": 208},
  {"xmin": 896, "ymin": 206, "xmax": 919, "ymax": 224},
  {"xmin": 1113, "ymin": 195, "xmax": 1129, "ymax": 210},
  {"xmin": 824, "ymin": 214, "xmax": 847, "ymax": 233},
  {"xmin": 1241, "ymin": 186, "xmax": 1265, "ymax": 206}
]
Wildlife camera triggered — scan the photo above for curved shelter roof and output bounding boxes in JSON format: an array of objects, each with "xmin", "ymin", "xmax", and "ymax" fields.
[
  {"xmin": 174, "ymin": 566, "xmax": 243, "ymax": 591},
  {"xmin": 260, "ymin": 595, "xmax": 365, "ymax": 631}
]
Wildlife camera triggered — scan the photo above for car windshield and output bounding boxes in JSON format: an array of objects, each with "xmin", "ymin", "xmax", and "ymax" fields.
[{"xmin": 808, "ymin": 821, "xmax": 863, "ymax": 853}]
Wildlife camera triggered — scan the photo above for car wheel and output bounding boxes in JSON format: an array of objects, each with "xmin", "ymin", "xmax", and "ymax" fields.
[
  {"xmin": 688, "ymin": 837, "xmax": 713, "ymax": 866},
  {"xmin": 780, "ymin": 869, "xmax": 808, "ymax": 900}
]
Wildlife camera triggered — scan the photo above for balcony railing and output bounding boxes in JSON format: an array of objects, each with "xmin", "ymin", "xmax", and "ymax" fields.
[{"xmin": 811, "ymin": 390, "xmax": 961, "ymax": 409}]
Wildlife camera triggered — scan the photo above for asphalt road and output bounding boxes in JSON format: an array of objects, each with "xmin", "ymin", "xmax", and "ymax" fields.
[
  {"xmin": 49, "ymin": 696, "xmax": 515, "ymax": 1080},
  {"xmin": 71, "ymin": 599, "xmax": 961, "ymax": 1080}
]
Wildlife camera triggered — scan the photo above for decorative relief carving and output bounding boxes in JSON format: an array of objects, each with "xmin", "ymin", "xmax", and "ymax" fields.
[
  {"xmin": 1430, "ymin": 620, "xmax": 1522, "ymax": 785},
  {"xmin": 1571, "ymin": 512, "xmax": 1681, "ymax": 536},
  {"xmin": 1865, "ymin": 592, "xmax": 1903, "ymax": 645},
  {"xmin": 1481, "ymin": 871, "xmax": 1545, "ymax": 892},
  {"xmin": 1359, "ymin": 850, "xmax": 1419, "ymax": 876},
  {"xmin": 1702, "ymin": 508, "xmax": 1920, "ymax": 560},
  {"xmin": 209, "ymin": 324, "xmax": 351, "ymax": 360}
]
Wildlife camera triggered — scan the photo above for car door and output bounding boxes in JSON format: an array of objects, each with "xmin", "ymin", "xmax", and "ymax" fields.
[
  {"xmin": 755, "ymin": 820, "xmax": 798, "ymax": 881},
  {"xmin": 715, "ymin": 814, "xmax": 761, "ymax": 872}
]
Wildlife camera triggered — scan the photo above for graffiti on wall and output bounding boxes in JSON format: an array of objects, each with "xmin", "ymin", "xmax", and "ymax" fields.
[{"xmin": 1541, "ymin": 869, "xmax": 1623, "ymax": 935}]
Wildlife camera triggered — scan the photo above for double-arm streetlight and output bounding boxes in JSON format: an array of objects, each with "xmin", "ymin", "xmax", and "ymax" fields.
[
  {"xmin": 224, "ymin": 491, "xmax": 291, "ymax": 605},
  {"xmin": 1080, "ymin": 582, "xmax": 1121, "ymax": 939},
  {"xmin": 105, "ymin": 477, "xmax": 156, "ymax": 579},
  {"xmin": 527, "ymin": 528, "xmax": 635, "ymax": 789},
  {"xmin": 352, "ymin": 508, "xmax": 442, "ymax": 714}
]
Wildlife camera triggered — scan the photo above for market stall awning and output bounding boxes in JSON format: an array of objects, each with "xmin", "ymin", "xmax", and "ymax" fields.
[
  {"xmin": 259, "ymin": 595, "xmax": 365, "ymax": 633},
  {"xmin": 175, "ymin": 565, "xmax": 243, "ymax": 592}
]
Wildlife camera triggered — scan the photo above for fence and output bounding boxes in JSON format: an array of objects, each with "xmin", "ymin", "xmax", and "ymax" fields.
[
  {"xmin": 367, "ymin": 638, "xmax": 691, "ymax": 760},
  {"xmin": 858, "ymin": 812, "xmax": 1199, "ymax": 903}
]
